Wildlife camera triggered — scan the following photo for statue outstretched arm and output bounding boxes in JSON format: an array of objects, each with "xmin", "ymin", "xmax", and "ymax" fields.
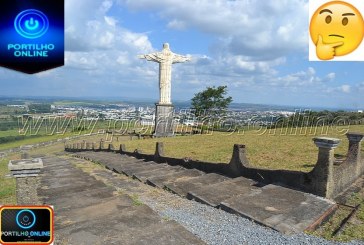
[
  {"xmin": 138, "ymin": 52, "xmax": 163, "ymax": 63},
  {"xmin": 172, "ymin": 54, "xmax": 191, "ymax": 64}
]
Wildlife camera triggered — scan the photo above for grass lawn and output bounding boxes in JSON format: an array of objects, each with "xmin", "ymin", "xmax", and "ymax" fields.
[
  {"xmin": 338, "ymin": 193, "xmax": 364, "ymax": 241},
  {"xmin": 0, "ymin": 118, "xmax": 140, "ymax": 151},
  {"xmin": 0, "ymin": 158, "xmax": 16, "ymax": 205},
  {"xmin": 0, "ymin": 133, "xmax": 72, "ymax": 151},
  {"xmin": 119, "ymin": 125, "xmax": 364, "ymax": 172},
  {"xmin": 0, "ymin": 129, "xmax": 20, "ymax": 137}
]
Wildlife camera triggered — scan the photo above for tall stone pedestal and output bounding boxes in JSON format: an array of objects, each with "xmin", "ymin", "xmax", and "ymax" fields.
[{"xmin": 154, "ymin": 103, "xmax": 175, "ymax": 137}]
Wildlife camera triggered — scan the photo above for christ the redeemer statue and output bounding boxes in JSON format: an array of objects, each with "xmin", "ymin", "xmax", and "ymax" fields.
[{"xmin": 138, "ymin": 43, "xmax": 190, "ymax": 105}]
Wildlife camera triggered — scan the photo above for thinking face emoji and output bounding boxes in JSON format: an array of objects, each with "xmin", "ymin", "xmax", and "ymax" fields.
[{"xmin": 310, "ymin": 1, "xmax": 364, "ymax": 60}]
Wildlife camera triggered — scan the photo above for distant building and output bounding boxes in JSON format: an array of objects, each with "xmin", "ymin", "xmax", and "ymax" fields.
[
  {"xmin": 183, "ymin": 119, "xmax": 197, "ymax": 126},
  {"xmin": 358, "ymin": 110, "xmax": 363, "ymax": 113}
]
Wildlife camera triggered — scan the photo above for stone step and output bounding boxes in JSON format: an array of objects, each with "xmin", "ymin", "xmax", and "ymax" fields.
[
  {"xmin": 132, "ymin": 165, "xmax": 186, "ymax": 182},
  {"xmin": 69, "ymin": 152, "xmax": 338, "ymax": 236},
  {"xmin": 87, "ymin": 152, "xmax": 130, "ymax": 160},
  {"xmin": 38, "ymin": 180, "xmax": 108, "ymax": 197},
  {"xmin": 42, "ymin": 163, "xmax": 69, "ymax": 169},
  {"xmin": 99, "ymin": 160, "xmax": 147, "ymax": 174},
  {"xmin": 143, "ymin": 170, "xmax": 184, "ymax": 188},
  {"xmin": 93, "ymin": 157, "xmax": 145, "ymax": 167},
  {"xmin": 104, "ymin": 160, "xmax": 150, "ymax": 171},
  {"xmin": 186, "ymin": 177, "xmax": 259, "ymax": 207},
  {"xmin": 219, "ymin": 184, "xmax": 336, "ymax": 234},
  {"xmin": 41, "ymin": 175, "xmax": 97, "ymax": 188},
  {"xmin": 13, "ymin": 174, "xmax": 39, "ymax": 178},
  {"xmin": 42, "ymin": 164, "xmax": 75, "ymax": 171},
  {"xmin": 55, "ymin": 196, "xmax": 205, "ymax": 245},
  {"xmin": 116, "ymin": 162, "xmax": 171, "ymax": 176},
  {"xmin": 42, "ymin": 156, "xmax": 205, "ymax": 244},
  {"xmin": 41, "ymin": 169, "xmax": 73, "ymax": 176},
  {"xmin": 164, "ymin": 173, "xmax": 231, "ymax": 197},
  {"xmin": 74, "ymin": 152, "xmax": 154, "ymax": 173},
  {"xmin": 44, "ymin": 186, "xmax": 115, "ymax": 202},
  {"xmin": 11, "ymin": 169, "xmax": 41, "ymax": 175},
  {"xmin": 146, "ymin": 169, "xmax": 206, "ymax": 188},
  {"xmin": 133, "ymin": 166, "xmax": 204, "ymax": 183},
  {"xmin": 8, "ymin": 158, "xmax": 43, "ymax": 171},
  {"xmin": 42, "ymin": 165, "xmax": 75, "ymax": 172},
  {"xmin": 75, "ymin": 152, "xmax": 138, "ymax": 166},
  {"xmin": 52, "ymin": 192, "xmax": 117, "ymax": 213},
  {"xmin": 91, "ymin": 157, "xmax": 146, "ymax": 172}
]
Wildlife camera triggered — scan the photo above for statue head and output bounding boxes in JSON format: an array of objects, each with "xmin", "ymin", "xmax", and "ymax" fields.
[{"xmin": 163, "ymin": 43, "xmax": 170, "ymax": 50}]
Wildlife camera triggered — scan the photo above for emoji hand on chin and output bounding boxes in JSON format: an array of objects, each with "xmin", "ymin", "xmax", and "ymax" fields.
[{"xmin": 316, "ymin": 35, "xmax": 344, "ymax": 60}]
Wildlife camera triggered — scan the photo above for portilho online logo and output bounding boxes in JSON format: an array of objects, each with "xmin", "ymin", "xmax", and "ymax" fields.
[{"xmin": 14, "ymin": 9, "xmax": 49, "ymax": 39}]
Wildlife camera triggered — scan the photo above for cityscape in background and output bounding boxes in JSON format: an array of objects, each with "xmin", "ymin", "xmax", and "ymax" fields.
[{"xmin": 1, "ymin": 97, "xmax": 363, "ymax": 136}]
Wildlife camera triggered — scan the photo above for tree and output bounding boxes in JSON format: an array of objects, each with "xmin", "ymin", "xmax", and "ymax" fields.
[
  {"xmin": 28, "ymin": 103, "xmax": 52, "ymax": 113},
  {"xmin": 191, "ymin": 85, "xmax": 232, "ymax": 116}
]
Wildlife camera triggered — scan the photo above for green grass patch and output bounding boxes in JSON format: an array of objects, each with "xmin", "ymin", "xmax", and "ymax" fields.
[
  {"xmin": 0, "ymin": 117, "xmax": 146, "ymax": 151},
  {"xmin": 130, "ymin": 194, "xmax": 143, "ymax": 206},
  {"xmin": 334, "ymin": 192, "xmax": 364, "ymax": 242},
  {"xmin": 0, "ymin": 129, "xmax": 21, "ymax": 137},
  {"xmin": 120, "ymin": 125, "xmax": 364, "ymax": 172},
  {"xmin": 0, "ymin": 130, "xmax": 103, "ymax": 151},
  {"xmin": 0, "ymin": 133, "xmax": 69, "ymax": 151},
  {"xmin": 310, "ymin": 191, "xmax": 364, "ymax": 242},
  {"xmin": 0, "ymin": 158, "xmax": 16, "ymax": 205}
]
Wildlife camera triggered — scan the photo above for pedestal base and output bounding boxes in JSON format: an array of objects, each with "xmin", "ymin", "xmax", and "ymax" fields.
[{"xmin": 154, "ymin": 103, "xmax": 175, "ymax": 137}]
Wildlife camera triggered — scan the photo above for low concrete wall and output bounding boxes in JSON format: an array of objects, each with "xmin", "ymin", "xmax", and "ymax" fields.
[
  {"xmin": 331, "ymin": 133, "xmax": 364, "ymax": 197},
  {"xmin": 65, "ymin": 132, "xmax": 364, "ymax": 199},
  {"xmin": 226, "ymin": 134, "xmax": 364, "ymax": 199}
]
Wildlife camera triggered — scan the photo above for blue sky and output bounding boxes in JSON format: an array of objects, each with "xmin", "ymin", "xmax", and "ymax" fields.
[{"xmin": 0, "ymin": 0, "xmax": 364, "ymax": 109}]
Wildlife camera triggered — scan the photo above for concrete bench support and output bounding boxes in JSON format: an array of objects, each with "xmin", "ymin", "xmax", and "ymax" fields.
[{"xmin": 310, "ymin": 137, "xmax": 340, "ymax": 198}]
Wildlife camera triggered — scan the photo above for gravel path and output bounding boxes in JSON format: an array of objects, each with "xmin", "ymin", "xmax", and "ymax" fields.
[{"xmin": 137, "ymin": 187, "xmax": 363, "ymax": 245}]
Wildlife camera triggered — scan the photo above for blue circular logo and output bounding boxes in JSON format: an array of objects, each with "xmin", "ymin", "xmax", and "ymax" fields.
[
  {"xmin": 14, "ymin": 9, "xmax": 49, "ymax": 39},
  {"xmin": 16, "ymin": 209, "xmax": 36, "ymax": 229}
]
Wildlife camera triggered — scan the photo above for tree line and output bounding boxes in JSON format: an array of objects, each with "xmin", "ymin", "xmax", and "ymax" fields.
[
  {"xmin": 190, "ymin": 86, "xmax": 364, "ymax": 128},
  {"xmin": 272, "ymin": 110, "xmax": 364, "ymax": 128}
]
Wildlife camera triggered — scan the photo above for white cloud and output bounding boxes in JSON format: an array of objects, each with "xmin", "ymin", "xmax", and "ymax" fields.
[
  {"xmin": 104, "ymin": 16, "xmax": 118, "ymax": 27},
  {"xmin": 341, "ymin": 85, "xmax": 351, "ymax": 93},
  {"xmin": 116, "ymin": 52, "xmax": 130, "ymax": 65},
  {"xmin": 325, "ymin": 73, "xmax": 336, "ymax": 82},
  {"xmin": 65, "ymin": 0, "xmax": 153, "ymax": 53},
  {"xmin": 268, "ymin": 67, "xmax": 321, "ymax": 87},
  {"xmin": 325, "ymin": 84, "xmax": 352, "ymax": 94},
  {"xmin": 100, "ymin": 0, "xmax": 113, "ymax": 13},
  {"xmin": 61, "ymin": 0, "xmax": 158, "ymax": 84},
  {"xmin": 118, "ymin": 0, "xmax": 309, "ymax": 60},
  {"xmin": 167, "ymin": 19, "xmax": 186, "ymax": 30}
]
